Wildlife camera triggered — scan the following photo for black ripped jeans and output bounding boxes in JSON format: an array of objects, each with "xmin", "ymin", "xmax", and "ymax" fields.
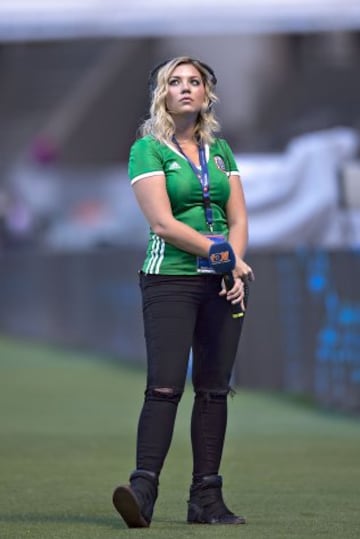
[{"xmin": 136, "ymin": 272, "xmax": 246, "ymax": 480}]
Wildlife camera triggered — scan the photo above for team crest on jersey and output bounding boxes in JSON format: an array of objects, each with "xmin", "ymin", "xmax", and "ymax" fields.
[{"xmin": 214, "ymin": 155, "xmax": 226, "ymax": 173}]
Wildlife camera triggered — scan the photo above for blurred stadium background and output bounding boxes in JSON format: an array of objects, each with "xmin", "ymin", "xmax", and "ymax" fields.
[{"xmin": 1, "ymin": 0, "xmax": 360, "ymax": 413}]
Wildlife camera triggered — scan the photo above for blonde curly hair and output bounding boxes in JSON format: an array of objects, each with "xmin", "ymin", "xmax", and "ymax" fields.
[{"xmin": 140, "ymin": 56, "xmax": 220, "ymax": 145}]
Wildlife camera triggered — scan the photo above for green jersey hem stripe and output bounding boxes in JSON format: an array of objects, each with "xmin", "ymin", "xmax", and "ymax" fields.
[{"xmin": 145, "ymin": 234, "xmax": 165, "ymax": 274}]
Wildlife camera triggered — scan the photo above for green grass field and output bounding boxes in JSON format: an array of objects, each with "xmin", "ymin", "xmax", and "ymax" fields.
[{"xmin": 1, "ymin": 335, "xmax": 359, "ymax": 539}]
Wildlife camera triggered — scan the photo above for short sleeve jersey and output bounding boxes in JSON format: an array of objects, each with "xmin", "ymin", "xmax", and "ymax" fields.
[{"xmin": 128, "ymin": 135, "xmax": 240, "ymax": 275}]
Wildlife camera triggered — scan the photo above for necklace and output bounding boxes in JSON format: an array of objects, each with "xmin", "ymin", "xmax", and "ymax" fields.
[{"xmin": 175, "ymin": 139, "xmax": 197, "ymax": 145}]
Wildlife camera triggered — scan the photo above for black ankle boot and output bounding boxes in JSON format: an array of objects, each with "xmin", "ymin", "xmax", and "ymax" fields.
[
  {"xmin": 187, "ymin": 474, "xmax": 246, "ymax": 525},
  {"xmin": 112, "ymin": 470, "xmax": 159, "ymax": 528}
]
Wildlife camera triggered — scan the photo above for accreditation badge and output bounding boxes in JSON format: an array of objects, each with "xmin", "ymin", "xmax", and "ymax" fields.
[{"xmin": 197, "ymin": 233, "xmax": 226, "ymax": 273}]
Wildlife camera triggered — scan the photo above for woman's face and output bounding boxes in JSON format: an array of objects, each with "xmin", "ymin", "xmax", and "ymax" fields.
[{"xmin": 165, "ymin": 63, "xmax": 206, "ymax": 116}]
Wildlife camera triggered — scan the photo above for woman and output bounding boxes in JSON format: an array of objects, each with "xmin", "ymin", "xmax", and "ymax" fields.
[{"xmin": 112, "ymin": 56, "xmax": 253, "ymax": 528}]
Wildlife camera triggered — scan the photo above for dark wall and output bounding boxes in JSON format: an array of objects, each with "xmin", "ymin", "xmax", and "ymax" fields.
[
  {"xmin": 235, "ymin": 250, "xmax": 360, "ymax": 413},
  {"xmin": 0, "ymin": 248, "xmax": 359, "ymax": 412},
  {"xmin": 0, "ymin": 249, "xmax": 145, "ymax": 358}
]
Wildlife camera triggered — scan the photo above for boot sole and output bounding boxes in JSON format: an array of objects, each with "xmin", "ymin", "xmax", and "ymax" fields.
[
  {"xmin": 188, "ymin": 517, "xmax": 246, "ymax": 525},
  {"xmin": 112, "ymin": 485, "xmax": 149, "ymax": 528}
]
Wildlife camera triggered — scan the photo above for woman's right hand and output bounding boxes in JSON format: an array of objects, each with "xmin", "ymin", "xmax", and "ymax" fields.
[{"xmin": 235, "ymin": 256, "xmax": 255, "ymax": 282}]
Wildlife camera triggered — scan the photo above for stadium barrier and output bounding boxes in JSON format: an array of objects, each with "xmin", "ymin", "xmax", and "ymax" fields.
[{"xmin": 0, "ymin": 248, "xmax": 359, "ymax": 412}]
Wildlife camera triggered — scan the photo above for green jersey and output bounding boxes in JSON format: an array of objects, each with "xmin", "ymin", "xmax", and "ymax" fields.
[{"xmin": 128, "ymin": 135, "xmax": 240, "ymax": 275}]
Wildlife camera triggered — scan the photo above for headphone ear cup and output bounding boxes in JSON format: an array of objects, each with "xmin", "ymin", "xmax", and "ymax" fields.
[
  {"xmin": 148, "ymin": 71, "xmax": 156, "ymax": 98},
  {"xmin": 198, "ymin": 61, "xmax": 217, "ymax": 87},
  {"xmin": 207, "ymin": 99, "xmax": 214, "ymax": 112},
  {"xmin": 148, "ymin": 60, "xmax": 169, "ymax": 99}
]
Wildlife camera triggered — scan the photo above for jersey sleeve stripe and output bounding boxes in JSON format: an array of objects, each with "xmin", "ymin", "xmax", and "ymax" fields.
[{"xmin": 130, "ymin": 171, "xmax": 165, "ymax": 185}]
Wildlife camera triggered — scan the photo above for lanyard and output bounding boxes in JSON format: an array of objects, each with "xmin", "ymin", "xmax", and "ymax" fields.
[{"xmin": 172, "ymin": 136, "xmax": 214, "ymax": 231}]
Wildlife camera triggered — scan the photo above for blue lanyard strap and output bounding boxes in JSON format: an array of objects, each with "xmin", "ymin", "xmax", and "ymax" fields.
[{"xmin": 172, "ymin": 136, "xmax": 213, "ymax": 231}]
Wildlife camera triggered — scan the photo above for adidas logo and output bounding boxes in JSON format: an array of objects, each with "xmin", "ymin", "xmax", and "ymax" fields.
[{"xmin": 169, "ymin": 161, "xmax": 181, "ymax": 170}]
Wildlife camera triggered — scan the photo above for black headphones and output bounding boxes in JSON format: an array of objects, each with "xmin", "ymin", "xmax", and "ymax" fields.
[{"xmin": 148, "ymin": 58, "xmax": 217, "ymax": 98}]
